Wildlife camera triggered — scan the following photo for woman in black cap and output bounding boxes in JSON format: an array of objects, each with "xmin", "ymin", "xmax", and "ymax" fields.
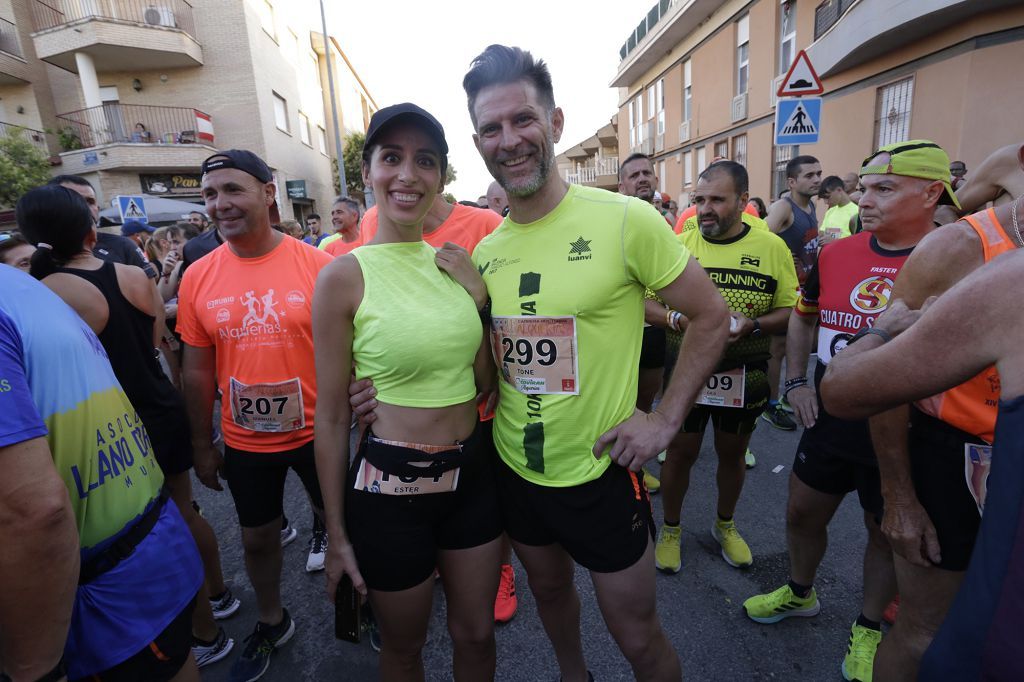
[{"xmin": 314, "ymin": 103, "xmax": 501, "ymax": 680}]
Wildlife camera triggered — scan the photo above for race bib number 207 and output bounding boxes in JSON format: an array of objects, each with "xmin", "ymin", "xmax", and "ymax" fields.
[
  {"xmin": 229, "ymin": 376, "xmax": 305, "ymax": 432},
  {"xmin": 491, "ymin": 316, "xmax": 579, "ymax": 395}
]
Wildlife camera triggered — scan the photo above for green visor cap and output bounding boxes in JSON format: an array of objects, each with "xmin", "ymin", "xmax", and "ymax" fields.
[{"xmin": 859, "ymin": 140, "xmax": 960, "ymax": 209}]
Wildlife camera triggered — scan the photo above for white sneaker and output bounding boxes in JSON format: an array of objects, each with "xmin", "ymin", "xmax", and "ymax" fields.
[
  {"xmin": 192, "ymin": 627, "xmax": 234, "ymax": 668},
  {"xmin": 280, "ymin": 524, "xmax": 297, "ymax": 548},
  {"xmin": 306, "ymin": 530, "xmax": 327, "ymax": 572}
]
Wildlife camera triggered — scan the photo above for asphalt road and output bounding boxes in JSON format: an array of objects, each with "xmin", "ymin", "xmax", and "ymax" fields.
[{"xmin": 195, "ymin": 414, "xmax": 869, "ymax": 682}]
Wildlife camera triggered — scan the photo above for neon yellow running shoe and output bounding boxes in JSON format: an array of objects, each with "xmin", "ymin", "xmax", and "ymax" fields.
[
  {"xmin": 842, "ymin": 622, "xmax": 881, "ymax": 682},
  {"xmin": 743, "ymin": 584, "xmax": 820, "ymax": 624},
  {"xmin": 712, "ymin": 519, "xmax": 753, "ymax": 568},
  {"xmin": 654, "ymin": 524, "xmax": 681, "ymax": 573},
  {"xmin": 643, "ymin": 468, "xmax": 660, "ymax": 494}
]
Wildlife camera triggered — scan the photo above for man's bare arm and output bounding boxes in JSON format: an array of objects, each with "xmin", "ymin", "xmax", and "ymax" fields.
[
  {"xmin": 784, "ymin": 309, "xmax": 818, "ymax": 427},
  {"xmin": 0, "ymin": 437, "xmax": 78, "ymax": 681},
  {"xmin": 182, "ymin": 343, "xmax": 222, "ymax": 491},
  {"xmin": 766, "ymin": 199, "xmax": 793, "ymax": 234},
  {"xmin": 593, "ymin": 257, "xmax": 730, "ymax": 469},
  {"xmin": 866, "ymin": 225, "xmax": 984, "ymax": 564}
]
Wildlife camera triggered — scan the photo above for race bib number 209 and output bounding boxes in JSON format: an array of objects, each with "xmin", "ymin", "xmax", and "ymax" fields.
[{"xmin": 491, "ymin": 316, "xmax": 579, "ymax": 395}]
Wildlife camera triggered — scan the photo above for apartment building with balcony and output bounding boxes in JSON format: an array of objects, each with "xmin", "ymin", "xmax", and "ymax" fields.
[
  {"xmin": 3, "ymin": 0, "xmax": 376, "ymax": 222},
  {"xmin": 556, "ymin": 116, "xmax": 621, "ymax": 192},
  {"xmin": 614, "ymin": 0, "xmax": 1024, "ymax": 205}
]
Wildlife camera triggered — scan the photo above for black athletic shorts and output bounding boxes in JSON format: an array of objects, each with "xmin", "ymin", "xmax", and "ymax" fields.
[
  {"xmin": 141, "ymin": 399, "xmax": 193, "ymax": 476},
  {"xmin": 496, "ymin": 455, "xmax": 655, "ymax": 573},
  {"xmin": 77, "ymin": 598, "xmax": 195, "ymax": 682},
  {"xmin": 793, "ymin": 424, "xmax": 883, "ymax": 517},
  {"xmin": 908, "ymin": 407, "xmax": 983, "ymax": 571},
  {"xmin": 639, "ymin": 326, "xmax": 667, "ymax": 370},
  {"xmin": 681, "ymin": 365, "xmax": 770, "ymax": 436},
  {"xmin": 223, "ymin": 440, "xmax": 324, "ymax": 528},
  {"xmin": 345, "ymin": 422, "xmax": 502, "ymax": 592}
]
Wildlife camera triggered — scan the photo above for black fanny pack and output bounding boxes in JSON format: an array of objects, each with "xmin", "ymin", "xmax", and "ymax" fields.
[
  {"xmin": 79, "ymin": 487, "xmax": 169, "ymax": 585},
  {"xmin": 360, "ymin": 427, "xmax": 480, "ymax": 479}
]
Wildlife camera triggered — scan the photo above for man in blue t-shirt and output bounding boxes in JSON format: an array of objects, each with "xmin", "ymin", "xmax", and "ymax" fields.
[{"xmin": 0, "ymin": 266, "xmax": 203, "ymax": 681}]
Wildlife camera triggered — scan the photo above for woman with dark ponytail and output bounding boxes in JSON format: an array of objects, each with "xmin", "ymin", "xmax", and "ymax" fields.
[
  {"xmin": 18, "ymin": 184, "xmax": 94, "ymax": 280},
  {"xmin": 16, "ymin": 185, "xmax": 239, "ymax": 670}
]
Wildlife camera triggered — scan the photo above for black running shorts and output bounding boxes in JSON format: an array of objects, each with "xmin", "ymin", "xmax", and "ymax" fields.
[
  {"xmin": 345, "ymin": 422, "xmax": 503, "ymax": 592},
  {"xmin": 908, "ymin": 407, "xmax": 983, "ymax": 572},
  {"xmin": 680, "ymin": 365, "xmax": 770, "ymax": 435},
  {"xmin": 496, "ymin": 455, "xmax": 655, "ymax": 573},
  {"xmin": 639, "ymin": 326, "xmax": 667, "ymax": 370},
  {"xmin": 78, "ymin": 598, "xmax": 195, "ymax": 682},
  {"xmin": 223, "ymin": 440, "xmax": 324, "ymax": 528},
  {"xmin": 793, "ymin": 429, "xmax": 883, "ymax": 517}
]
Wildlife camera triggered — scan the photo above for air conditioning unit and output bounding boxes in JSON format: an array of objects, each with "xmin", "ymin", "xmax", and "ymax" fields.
[
  {"xmin": 144, "ymin": 6, "xmax": 176, "ymax": 27},
  {"xmin": 770, "ymin": 74, "xmax": 785, "ymax": 107},
  {"xmin": 678, "ymin": 120, "xmax": 690, "ymax": 143},
  {"xmin": 655, "ymin": 133, "xmax": 665, "ymax": 153},
  {"xmin": 731, "ymin": 93, "xmax": 748, "ymax": 123}
]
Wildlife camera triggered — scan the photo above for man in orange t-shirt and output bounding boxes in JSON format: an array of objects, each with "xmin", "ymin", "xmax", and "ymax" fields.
[
  {"xmin": 178, "ymin": 149, "xmax": 333, "ymax": 680},
  {"xmin": 321, "ymin": 196, "xmax": 363, "ymax": 257},
  {"xmin": 360, "ymin": 195, "xmax": 500, "ymax": 252}
]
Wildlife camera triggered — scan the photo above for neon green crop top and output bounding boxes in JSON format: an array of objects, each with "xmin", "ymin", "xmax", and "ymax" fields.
[{"xmin": 351, "ymin": 241, "xmax": 482, "ymax": 407}]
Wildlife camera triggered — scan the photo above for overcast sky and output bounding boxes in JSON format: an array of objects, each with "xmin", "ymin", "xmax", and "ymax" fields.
[{"xmin": 326, "ymin": 0, "xmax": 654, "ymax": 201}]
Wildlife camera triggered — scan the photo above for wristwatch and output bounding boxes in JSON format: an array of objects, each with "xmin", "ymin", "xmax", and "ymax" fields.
[
  {"xmin": 750, "ymin": 319, "xmax": 762, "ymax": 337},
  {"xmin": 848, "ymin": 326, "xmax": 892, "ymax": 345}
]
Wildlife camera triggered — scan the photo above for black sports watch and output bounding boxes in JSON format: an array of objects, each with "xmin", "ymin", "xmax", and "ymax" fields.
[
  {"xmin": 750, "ymin": 319, "xmax": 762, "ymax": 337},
  {"xmin": 848, "ymin": 326, "xmax": 892, "ymax": 345}
]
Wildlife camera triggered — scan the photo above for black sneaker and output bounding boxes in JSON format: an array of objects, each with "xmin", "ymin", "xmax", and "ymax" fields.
[
  {"xmin": 228, "ymin": 609, "xmax": 295, "ymax": 682},
  {"xmin": 761, "ymin": 404, "xmax": 797, "ymax": 431}
]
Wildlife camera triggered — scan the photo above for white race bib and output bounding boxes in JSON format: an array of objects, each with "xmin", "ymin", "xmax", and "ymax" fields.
[
  {"xmin": 491, "ymin": 316, "xmax": 580, "ymax": 395},
  {"xmin": 229, "ymin": 376, "xmax": 305, "ymax": 432},
  {"xmin": 696, "ymin": 367, "xmax": 746, "ymax": 408}
]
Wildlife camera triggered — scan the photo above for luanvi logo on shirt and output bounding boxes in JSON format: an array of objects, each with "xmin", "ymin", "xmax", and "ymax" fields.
[
  {"xmin": 568, "ymin": 236, "xmax": 592, "ymax": 262},
  {"xmin": 740, "ymin": 255, "xmax": 760, "ymax": 267}
]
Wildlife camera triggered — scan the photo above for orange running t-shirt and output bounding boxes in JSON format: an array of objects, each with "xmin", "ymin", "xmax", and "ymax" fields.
[
  {"xmin": 177, "ymin": 236, "xmax": 333, "ymax": 453},
  {"xmin": 360, "ymin": 203, "xmax": 501, "ymax": 253},
  {"xmin": 324, "ymin": 232, "xmax": 362, "ymax": 257}
]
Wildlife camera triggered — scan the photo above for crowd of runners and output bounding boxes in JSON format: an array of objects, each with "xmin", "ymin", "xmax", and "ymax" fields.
[{"xmin": 1, "ymin": 43, "xmax": 1022, "ymax": 682}]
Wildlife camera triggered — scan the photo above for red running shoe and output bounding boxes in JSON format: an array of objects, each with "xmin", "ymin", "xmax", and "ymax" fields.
[
  {"xmin": 494, "ymin": 563, "xmax": 518, "ymax": 623},
  {"xmin": 883, "ymin": 595, "xmax": 900, "ymax": 625}
]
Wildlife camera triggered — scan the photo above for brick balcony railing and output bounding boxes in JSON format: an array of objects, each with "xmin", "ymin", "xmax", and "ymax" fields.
[
  {"xmin": 30, "ymin": 0, "xmax": 197, "ymax": 41},
  {"xmin": 55, "ymin": 103, "xmax": 212, "ymax": 149}
]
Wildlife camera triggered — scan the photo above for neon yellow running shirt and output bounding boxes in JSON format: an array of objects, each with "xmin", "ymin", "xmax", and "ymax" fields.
[{"xmin": 473, "ymin": 184, "xmax": 688, "ymax": 486}]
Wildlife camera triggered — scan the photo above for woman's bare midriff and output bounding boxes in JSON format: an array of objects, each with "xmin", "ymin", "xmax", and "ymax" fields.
[{"xmin": 368, "ymin": 398, "xmax": 478, "ymax": 446}]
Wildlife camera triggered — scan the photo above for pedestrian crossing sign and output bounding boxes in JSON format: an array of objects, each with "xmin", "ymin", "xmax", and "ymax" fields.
[
  {"xmin": 117, "ymin": 195, "xmax": 148, "ymax": 223},
  {"xmin": 775, "ymin": 97, "xmax": 821, "ymax": 145}
]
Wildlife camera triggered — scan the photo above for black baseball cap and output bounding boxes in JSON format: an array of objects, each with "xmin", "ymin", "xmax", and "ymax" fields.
[
  {"xmin": 363, "ymin": 103, "xmax": 449, "ymax": 163},
  {"xmin": 200, "ymin": 149, "xmax": 281, "ymax": 223},
  {"xmin": 201, "ymin": 149, "xmax": 273, "ymax": 183}
]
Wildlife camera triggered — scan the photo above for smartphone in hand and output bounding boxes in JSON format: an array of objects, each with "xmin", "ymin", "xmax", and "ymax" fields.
[{"xmin": 335, "ymin": 573, "xmax": 361, "ymax": 643}]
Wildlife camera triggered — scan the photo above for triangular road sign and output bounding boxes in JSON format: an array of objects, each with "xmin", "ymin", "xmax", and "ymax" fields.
[
  {"xmin": 777, "ymin": 49, "xmax": 824, "ymax": 97},
  {"xmin": 123, "ymin": 199, "xmax": 146, "ymax": 220}
]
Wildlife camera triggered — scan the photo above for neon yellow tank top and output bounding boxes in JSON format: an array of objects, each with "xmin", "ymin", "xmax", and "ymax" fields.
[{"xmin": 351, "ymin": 241, "xmax": 482, "ymax": 407}]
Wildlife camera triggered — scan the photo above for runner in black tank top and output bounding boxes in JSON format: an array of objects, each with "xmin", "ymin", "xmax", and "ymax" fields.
[
  {"xmin": 57, "ymin": 261, "xmax": 192, "ymax": 470},
  {"xmin": 779, "ymin": 195, "xmax": 818, "ymax": 280}
]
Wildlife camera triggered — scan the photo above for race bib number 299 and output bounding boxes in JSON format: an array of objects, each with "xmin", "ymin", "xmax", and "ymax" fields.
[
  {"xmin": 229, "ymin": 377, "xmax": 305, "ymax": 432},
  {"xmin": 491, "ymin": 316, "xmax": 579, "ymax": 395}
]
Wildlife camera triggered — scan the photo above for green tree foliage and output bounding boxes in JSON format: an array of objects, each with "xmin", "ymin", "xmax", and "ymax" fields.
[{"xmin": 0, "ymin": 128, "xmax": 51, "ymax": 208}]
